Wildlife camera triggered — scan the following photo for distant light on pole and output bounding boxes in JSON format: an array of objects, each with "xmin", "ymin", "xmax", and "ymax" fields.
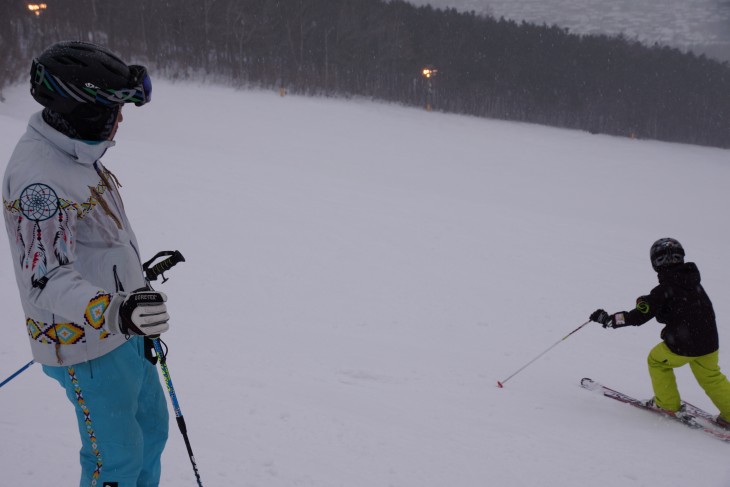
[
  {"xmin": 421, "ymin": 65, "xmax": 438, "ymax": 111},
  {"xmin": 27, "ymin": 3, "xmax": 48, "ymax": 16},
  {"xmin": 422, "ymin": 67, "xmax": 438, "ymax": 79}
]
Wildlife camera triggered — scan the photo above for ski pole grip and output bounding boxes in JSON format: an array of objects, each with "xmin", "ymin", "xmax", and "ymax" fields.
[{"xmin": 144, "ymin": 250, "xmax": 185, "ymax": 283}]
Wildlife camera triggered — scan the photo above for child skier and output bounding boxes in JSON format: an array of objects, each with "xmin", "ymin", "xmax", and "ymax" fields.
[{"xmin": 590, "ymin": 238, "xmax": 730, "ymax": 429}]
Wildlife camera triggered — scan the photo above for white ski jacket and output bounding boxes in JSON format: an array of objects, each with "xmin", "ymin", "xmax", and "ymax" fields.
[{"xmin": 3, "ymin": 112, "xmax": 146, "ymax": 366}]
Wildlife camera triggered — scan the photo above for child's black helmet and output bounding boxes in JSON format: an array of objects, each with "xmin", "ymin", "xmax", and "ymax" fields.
[
  {"xmin": 650, "ymin": 238, "xmax": 685, "ymax": 272},
  {"xmin": 30, "ymin": 41, "xmax": 151, "ymax": 116}
]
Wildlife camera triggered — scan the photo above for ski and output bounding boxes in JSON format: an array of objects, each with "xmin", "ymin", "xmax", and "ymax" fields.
[
  {"xmin": 682, "ymin": 400, "xmax": 730, "ymax": 431},
  {"xmin": 580, "ymin": 377, "xmax": 730, "ymax": 443}
]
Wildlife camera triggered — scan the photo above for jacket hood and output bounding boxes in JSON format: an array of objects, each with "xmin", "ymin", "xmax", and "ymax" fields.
[
  {"xmin": 28, "ymin": 111, "xmax": 115, "ymax": 166},
  {"xmin": 657, "ymin": 262, "xmax": 700, "ymax": 287}
]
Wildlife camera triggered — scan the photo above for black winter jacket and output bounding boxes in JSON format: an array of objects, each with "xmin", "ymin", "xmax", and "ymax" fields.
[{"xmin": 613, "ymin": 262, "xmax": 719, "ymax": 357}]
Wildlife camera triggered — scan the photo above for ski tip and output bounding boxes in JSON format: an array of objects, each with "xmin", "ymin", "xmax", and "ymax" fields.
[
  {"xmin": 497, "ymin": 381, "xmax": 504, "ymax": 388},
  {"xmin": 580, "ymin": 377, "xmax": 599, "ymax": 390}
]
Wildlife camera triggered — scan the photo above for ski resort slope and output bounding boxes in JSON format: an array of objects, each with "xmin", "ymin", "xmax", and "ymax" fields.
[{"xmin": 1, "ymin": 81, "xmax": 729, "ymax": 486}]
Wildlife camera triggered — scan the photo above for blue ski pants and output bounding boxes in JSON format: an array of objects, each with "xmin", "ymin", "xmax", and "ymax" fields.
[{"xmin": 43, "ymin": 336, "xmax": 169, "ymax": 487}]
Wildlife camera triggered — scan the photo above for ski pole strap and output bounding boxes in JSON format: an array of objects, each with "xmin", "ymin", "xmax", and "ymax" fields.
[
  {"xmin": 143, "ymin": 250, "xmax": 185, "ymax": 283},
  {"xmin": 1, "ymin": 360, "xmax": 35, "ymax": 389},
  {"xmin": 143, "ymin": 337, "xmax": 159, "ymax": 365}
]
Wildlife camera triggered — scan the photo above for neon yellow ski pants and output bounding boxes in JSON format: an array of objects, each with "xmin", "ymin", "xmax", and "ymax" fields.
[{"xmin": 648, "ymin": 341, "xmax": 730, "ymax": 420}]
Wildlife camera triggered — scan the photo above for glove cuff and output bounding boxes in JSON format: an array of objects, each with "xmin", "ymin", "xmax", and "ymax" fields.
[
  {"xmin": 105, "ymin": 292, "xmax": 128, "ymax": 335},
  {"xmin": 605, "ymin": 312, "xmax": 629, "ymax": 328}
]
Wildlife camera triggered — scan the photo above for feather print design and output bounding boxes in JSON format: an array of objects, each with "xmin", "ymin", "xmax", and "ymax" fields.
[
  {"xmin": 53, "ymin": 207, "xmax": 71, "ymax": 265},
  {"xmin": 15, "ymin": 216, "xmax": 26, "ymax": 267},
  {"xmin": 89, "ymin": 185, "xmax": 122, "ymax": 229},
  {"xmin": 29, "ymin": 222, "xmax": 48, "ymax": 288}
]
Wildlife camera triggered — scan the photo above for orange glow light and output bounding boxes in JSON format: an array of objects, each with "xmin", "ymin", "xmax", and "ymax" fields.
[
  {"xmin": 28, "ymin": 3, "xmax": 48, "ymax": 16},
  {"xmin": 422, "ymin": 67, "xmax": 438, "ymax": 78}
]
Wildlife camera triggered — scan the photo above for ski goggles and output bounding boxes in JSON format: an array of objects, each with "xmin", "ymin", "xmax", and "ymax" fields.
[
  {"xmin": 31, "ymin": 60, "xmax": 152, "ymax": 108},
  {"xmin": 651, "ymin": 251, "xmax": 683, "ymax": 268},
  {"xmin": 128, "ymin": 64, "xmax": 152, "ymax": 106}
]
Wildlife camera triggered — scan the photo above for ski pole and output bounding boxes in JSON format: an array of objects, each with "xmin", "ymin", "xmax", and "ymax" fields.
[
  {"xmin": 142, "ymin": 250, "xmax": 203, "ymax": 486},
  {"xmin": 0, "ymin": 360, "xmax": 35, "ymax": 389},
  {"xmin": 497, "ymin": 320, "xmax": 592, "ymax": 388},
  {"xmin": 151, "ymin": 336, "xmax": 203, "ymax": 486}
]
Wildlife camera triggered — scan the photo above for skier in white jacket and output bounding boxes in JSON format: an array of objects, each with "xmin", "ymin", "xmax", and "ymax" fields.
[{"xmin": 3, "ymin": 41, "xmax": 171, "ymax": 486}]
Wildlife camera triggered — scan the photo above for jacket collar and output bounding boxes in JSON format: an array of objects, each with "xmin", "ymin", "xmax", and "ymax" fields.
[
  {"xmin": 28, "ymin": 111, "xmax": 115, "ymax": 166},
  {"xmin": 658, "ymin": 262, "xmax": 700, "ymax": 286}
]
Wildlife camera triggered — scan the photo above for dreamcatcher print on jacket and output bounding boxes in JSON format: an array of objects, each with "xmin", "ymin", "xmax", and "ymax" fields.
[{"xmin": 17, "ymin": 182, "xmax": 67, "ymax": 289}]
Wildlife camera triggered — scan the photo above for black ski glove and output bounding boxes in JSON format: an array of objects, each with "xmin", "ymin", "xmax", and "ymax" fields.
[{"xmin": 590, "ymin": 309, "xmax": 615, "ymax": 328}]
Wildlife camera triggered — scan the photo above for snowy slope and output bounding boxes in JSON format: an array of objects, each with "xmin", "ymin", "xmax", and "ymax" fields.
[
  {"xmin": 1, "ymin": 81, "xmax": 730, "ymax": 486},
  {"xmin": 408, "ymin": 0, "xmax": 730, "ymax": 60}
]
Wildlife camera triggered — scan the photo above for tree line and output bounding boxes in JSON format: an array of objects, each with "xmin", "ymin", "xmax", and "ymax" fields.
[{"xmin": 2, "ymin": 0, "xmax": 729, "ymax": 148}]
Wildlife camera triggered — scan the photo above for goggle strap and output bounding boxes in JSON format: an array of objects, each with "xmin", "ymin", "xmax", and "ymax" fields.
[{"xmin": 32, "ymin": 61, "xmax": 150, "ymax": 107}]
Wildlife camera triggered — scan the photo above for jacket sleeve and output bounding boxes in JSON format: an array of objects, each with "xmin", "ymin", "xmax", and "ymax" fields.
[
  {"xmin": 4, "ymin": 184, "xmax": 115, "ymax": 331},
  {"xmin": 610, "ymin": 293, "xmax": 657, "ymax": 328}
]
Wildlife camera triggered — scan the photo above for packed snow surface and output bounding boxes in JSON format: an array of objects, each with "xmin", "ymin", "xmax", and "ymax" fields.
[{"xmin": 1, "ymin": 81, "xmax": 730, "ymax": 486}]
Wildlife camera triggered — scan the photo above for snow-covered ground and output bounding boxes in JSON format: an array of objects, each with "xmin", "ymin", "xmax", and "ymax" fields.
[
  {"xmin": 409, "ymin": 0, "xmax": 730, "ymax": 60},
  {"xmin": 1, "ymin": 81, "xmax": 730, "ymax": 486}
]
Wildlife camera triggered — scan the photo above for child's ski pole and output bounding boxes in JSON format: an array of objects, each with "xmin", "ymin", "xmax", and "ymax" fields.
[{"xmin": 497, "ymin": 320, "xmax": 592, "ymax": 388}]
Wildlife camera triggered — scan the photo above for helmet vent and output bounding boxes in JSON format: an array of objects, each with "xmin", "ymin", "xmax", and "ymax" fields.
[
  {"xmin": 54, "ymin": 55, "xmax": 87, "ymax": 67},
  {"xmin": 101, "ymin": 61, "xmax": 126, "ymax": 78}
]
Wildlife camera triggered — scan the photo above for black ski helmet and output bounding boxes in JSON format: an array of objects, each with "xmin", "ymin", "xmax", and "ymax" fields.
[
  {"xmin": 30, "ymin": 41, "xmax": 151, "ymax": 117},
  {"xmin": 650, "ymin": 238, "xmax": 685, "ymax": 271}
]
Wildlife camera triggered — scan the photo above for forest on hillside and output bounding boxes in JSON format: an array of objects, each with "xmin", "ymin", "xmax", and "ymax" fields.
[{"xmin": 2, "ymin": 0, "xmax": 729, "ymax": 148}]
